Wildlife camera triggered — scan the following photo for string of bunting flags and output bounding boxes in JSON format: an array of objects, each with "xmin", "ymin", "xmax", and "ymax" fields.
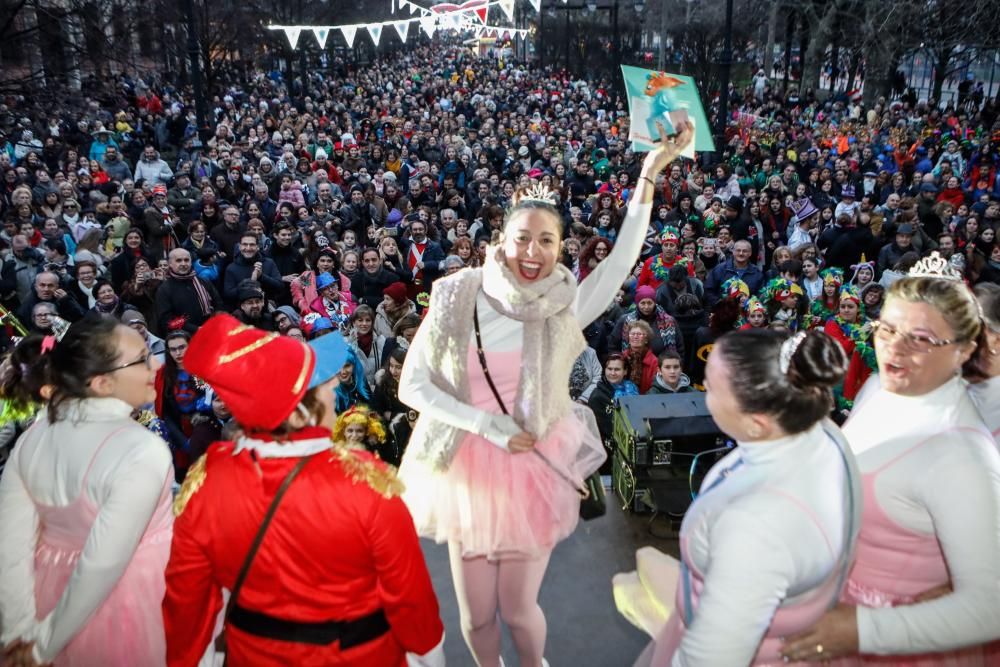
[{"xmin": 267, "ymin": 0, "xmax": 535, "ymax": 50}]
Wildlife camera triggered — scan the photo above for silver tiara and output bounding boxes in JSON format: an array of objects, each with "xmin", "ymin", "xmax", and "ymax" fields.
[
  {"xmin": 779, "ymin": 332, "xmax": 807, "ymax": 374},
  {"xmin": 519, "ymin": 183, "xmax": 559, "ymax": 206},
  {"xmin": 908, "ymin": 251, "xmax": 963, "ymax": 282}
]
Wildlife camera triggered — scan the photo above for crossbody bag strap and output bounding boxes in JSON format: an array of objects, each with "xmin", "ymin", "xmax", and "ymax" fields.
[
  {"xmin": 472, "ymin": 305, "xmax": 588, "ymax": 499},
  {"xmin": 473, "ymin": 305, "xmax": 509, "ymax": 415},
  {"xmin": 225, "ymin": 455, "xmax": 311, "ymax": 621}
]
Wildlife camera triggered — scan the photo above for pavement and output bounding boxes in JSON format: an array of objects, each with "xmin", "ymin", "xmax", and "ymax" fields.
[{"xmin": 420, "ymin": 491, "xmax": 681, "ymax": 667}]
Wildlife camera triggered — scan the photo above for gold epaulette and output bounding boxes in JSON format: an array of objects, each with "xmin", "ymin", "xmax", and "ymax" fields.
[
  {"xmin": 173, "ymin": 454, "xmax": 208, "ymax": 517},
  {"xmin": 329, "ymin": 441, "xmax": 404, "ymax": 499}
]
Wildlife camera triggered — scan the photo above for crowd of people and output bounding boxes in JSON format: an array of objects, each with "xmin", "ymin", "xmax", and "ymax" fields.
[{"xmin": 0, "ymin": 30, "xmax": 998, "ymax": 667}]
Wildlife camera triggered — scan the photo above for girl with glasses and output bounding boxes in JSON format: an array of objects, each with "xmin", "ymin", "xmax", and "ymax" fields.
[{"xmin": 0, "ymin": 315, "xmax": 170, "ymax": 667}]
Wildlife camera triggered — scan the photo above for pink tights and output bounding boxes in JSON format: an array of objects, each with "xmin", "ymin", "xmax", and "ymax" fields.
[{"xmin": 448, "ymin": 542, "xmax": 552, "ymax": 667}]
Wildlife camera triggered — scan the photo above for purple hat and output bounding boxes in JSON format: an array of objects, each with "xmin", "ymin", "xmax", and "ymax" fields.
[
  {"xmin": 791, "ymin": 198, "xmax": 819, "ymax": 221},
  {"xmin": 841, "ymin": 184, "xmax": 856, "ymax": 199}
]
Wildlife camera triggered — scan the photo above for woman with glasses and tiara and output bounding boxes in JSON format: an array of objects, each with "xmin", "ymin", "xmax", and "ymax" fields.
[
  {"xmin": 0, "ymin": 314, "xmax": 173, "ymax": 667},
  {"xmin": 783, "ymin": 252, "xmax": 1000, "ymax": 664}
]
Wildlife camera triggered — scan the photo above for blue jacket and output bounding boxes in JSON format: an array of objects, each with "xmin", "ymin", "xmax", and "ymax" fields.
[{"xmin": 704, "ymin": 259, "xmax": 765, "ymax": 306}]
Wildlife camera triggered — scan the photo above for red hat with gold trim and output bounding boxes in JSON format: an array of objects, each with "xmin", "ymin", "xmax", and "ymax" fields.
[{"xmin": 185, "ymin": 314, "xmax": 348, "ymax": 431}]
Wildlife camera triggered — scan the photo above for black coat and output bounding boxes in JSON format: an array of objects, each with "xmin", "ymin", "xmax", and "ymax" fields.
[
  {"xmin": 587, "ymin": 379, "xmax": 618, "ymax": 444},
  {"xmin": 350, "ymin": 267, "xmax": 410, "ymax": 309},
  {"xmin": 154, "ymin": 276, "xmax": 222, "ymax": 334},
  {"xmin": 400, "ymin": 238, "xmax": 446, "ymax": 288},
  {"xmin": 18, "ymin": 292, "xmax": 86, "ymax": 328}
]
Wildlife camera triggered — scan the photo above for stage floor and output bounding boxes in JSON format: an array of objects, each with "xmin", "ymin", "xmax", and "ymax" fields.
[{"xmin": 420, "ymin": 492, "xmax": 681, "ymax": 666}]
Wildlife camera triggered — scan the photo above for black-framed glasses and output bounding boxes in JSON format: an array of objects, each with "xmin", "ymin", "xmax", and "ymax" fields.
[
  {"xmin": 871, "ymin": 320, "xmax": 960, "ymax": 354},
  {"xmin": 100, "ymin": 352, "xmax": 152, "ymax": 374}
]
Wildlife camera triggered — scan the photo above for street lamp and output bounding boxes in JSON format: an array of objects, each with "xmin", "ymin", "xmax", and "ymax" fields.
[{"xmin": 634, "ymin": 0, "xmax": 645, "ymax": 12}]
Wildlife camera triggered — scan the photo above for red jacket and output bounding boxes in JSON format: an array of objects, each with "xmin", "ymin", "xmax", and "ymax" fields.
[
  {"xmin": 625, "ymin": 347, "xmax": 659, "ymax": 394},
  {"xmin": 937, "ymin": 187, "xmax": 965, "ymax": 208},
  {"xmin": 637, "ymin": 253, "xmax": 695, "ymax": 290},
  {"xmin": 163, "ymin": 428, "xmax": 443, "ymax": 666}
]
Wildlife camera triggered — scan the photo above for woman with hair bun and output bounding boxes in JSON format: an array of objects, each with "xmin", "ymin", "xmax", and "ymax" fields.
[
  {"xmin": 399, "ymin": 124, "xmax": 695, "ymax": 667},
  {"xmin": 0, "ymin": 314, "xmax": 172, "ymax": 667},
  {"xmin": 783, "ymin": 254, "xmax": 1000, "ymax": 663},
  {"xmin": 622, "ymin": 329, "xmax": 862, "ymax": 666}
]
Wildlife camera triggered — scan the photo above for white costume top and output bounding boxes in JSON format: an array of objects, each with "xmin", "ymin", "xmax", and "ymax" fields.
[
  {"xmin": 0, "ymin": 398, "xmax": 173, "ymax": 658},
  {"xmin": 843, "ymin": 376, "xmax": 1000, "ymax": 654},
  {"xmin": 400, "ymin": 201, "xmax": 650, "ymax": 448},
  {"xmin": 968, "ymin": 375, "xmax": 1000, "ymax": 442},
  {"xmin": 672, "ymin": 421, "xmax": 861, "ymax": 665}
]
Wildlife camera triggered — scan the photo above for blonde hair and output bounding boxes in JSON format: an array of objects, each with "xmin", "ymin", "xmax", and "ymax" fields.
[
  {"xmin": 332, "ymin": 405, "xmax": 386, "ymax": 444},
  {"xmin": 886, "ymin": 276, "xmax": 981, "ymax": 344},
  {"xmin": 627, "ymin": 319, "xmax": 656, "ymax": 345}
]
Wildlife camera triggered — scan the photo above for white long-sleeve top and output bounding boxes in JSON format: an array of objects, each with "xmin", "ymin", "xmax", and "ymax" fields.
[
  {"xmin": 399, "ymin": 201, "xmax": 650, "ymax": 448},
  {"xmin": 0, "ymin": 397, "xmax": 173, "ymax": 662},
  {"xmin": 842, "ymin": 376, "xmax": 1000, "ymax": 655},
  {"xmin": 671, "ymin": 422, "xmax": 861, "ymax": 666},
  {"xmin": 968, "ymin": 375, "xmax": 1000, "ymax": 442}
]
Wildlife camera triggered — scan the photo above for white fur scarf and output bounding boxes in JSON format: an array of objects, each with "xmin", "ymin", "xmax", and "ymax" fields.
[{"xmin": 405, "ymin": 246, "xmax": 585, "ymax": 470}]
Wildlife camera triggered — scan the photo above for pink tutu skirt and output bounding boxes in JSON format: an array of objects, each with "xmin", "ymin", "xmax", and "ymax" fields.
[{"xmin": 400, "ymin": 404, "xmax": 606, "ymax": 560}]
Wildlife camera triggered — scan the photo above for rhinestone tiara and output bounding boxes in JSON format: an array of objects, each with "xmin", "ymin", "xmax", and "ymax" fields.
[
  {"xmin": 908, "ymin": 251, "xmax": 963, "ymax": 282},
  {"xmin": 518, "ymin": 183, "xmax": 559, "ymax": 206}
]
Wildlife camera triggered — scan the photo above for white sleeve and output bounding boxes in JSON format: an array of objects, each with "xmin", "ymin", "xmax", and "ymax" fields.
[
  {"xmin": 857, "ymin": 436, "xmax": 1000, "ymax": 654},
  {"xmin": 578, "ymin": 348, "xmax": 604, "ymax": 403},
  {"xmin": 399, "ymin": 294, "xmax": 518, "ymax": 450},
  {"xmin": 406, "ymin": 632, "xmax": 446, "ymax": 667},
  {"xmin": 28, "ymin": 435, "xmax": 173, "ymax": 663},
  {"xmin": 574, "ymin": 200, "xmax": 651, "ymax": 328},
  {"xmin": 0, "ymin": 437, "xmax": 42, "ymax": 644},
  {"xmin": 672, "ymin": 509, "xmax": 798, "ymax": 666}
]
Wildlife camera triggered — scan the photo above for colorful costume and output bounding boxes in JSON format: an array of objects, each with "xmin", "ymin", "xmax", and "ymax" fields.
[
  {"xmin": 838, "ymin": 376, "xmax": 1000, "ymax": 663},
  {"xmin": 163, "ymin": 315, "xmax": 444, "ymax": 667},
  {"xmin": 637, "ymin": 227, "xmax": 695, "ymax": 290},
  {"xmin": 0, "ymin": 398, "xmax": 173, "ymax": 666},
  {"xmin": 762, "ymin": 277, "xmax": 805, "ymax": 331},
  {"xmin": 822, "ymin": 287, "xmax": 876, "ymax": 410},
  {"xmin": 808, "ymin": 268, "xmax": 844, "ymax": 329}
]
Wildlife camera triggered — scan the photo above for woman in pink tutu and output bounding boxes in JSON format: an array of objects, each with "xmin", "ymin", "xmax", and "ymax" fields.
[
  {"xmin": 398, "ymin": 123, "xmax": 694, "ymax": 667},
  {"xmin": 0, "ymin": 315, "xmax": 172, "ymax": 667},
  {"xmin": 782, "ymin": 254, "xmax": 1000, "ymax": 664}
]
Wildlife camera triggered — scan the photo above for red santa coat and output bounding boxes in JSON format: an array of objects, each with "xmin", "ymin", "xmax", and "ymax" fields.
[{"xmin": 163, "ymin": 428, "xmax": 443, "ymax": 666}]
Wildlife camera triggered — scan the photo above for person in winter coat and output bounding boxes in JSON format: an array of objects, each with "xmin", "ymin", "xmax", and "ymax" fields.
[
  {"xmin": 348, "ymin": 305, "xmax": 390, "ymax": 388},
  {"xmin": 609, "ymin": 285, "xmax": 684, "ymax": 358},
  {"xmin": 622, "ymin": 320, "xmax": 660, "ymax": 394},
  {"xmin": 308, "ymin": 272, "xmax": 355, "ymax": 331},
  {"xmin": 703, "ymin": 240, "xmax": 765, "ymax": 305},
  {"xmin": 350, "ymin": 247, "xmax": 410, "ymax": 309},
  {"xmin": 587, "ymin": 353, "xmax": 640, "ymax": 468},
  {"xmin": 222, "ymin": 232, "xmax": 283, "ymax": 307},
  {"xmin": 647, "ymin": 350, "xmax": 695, "ymax": 394},
  {"xmin": 374, "ymin": 282, "xmax": 417, "ymax": 338},
  {"xmin": 133, "ymin": 145, "xmax": 173, "ymax": 185}
]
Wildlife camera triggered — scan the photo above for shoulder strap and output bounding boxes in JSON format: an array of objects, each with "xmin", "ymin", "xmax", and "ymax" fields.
[
  {"xmin": 225, "ymin": 455, "xmax": 310, "ymax": 620},
  {"xmin": 473, "ymin": 305, "xmax": 509, "ymax": 415}
]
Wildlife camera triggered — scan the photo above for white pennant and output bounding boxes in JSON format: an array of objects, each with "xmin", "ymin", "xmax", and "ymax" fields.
[
  {"xmin": 394, "ymin": 21, "xmax": 410, "ymax": 42},
  {"xmin": 420, "ymin": 16, "xmax": 437, "ymax": 37},
  {"xmin": 408, "ymin": 1, "xmax": 421, "ymax": 15},
  {"xmin": 367, "ymin": 24, "xmax": 383, "ymax": 45},
  {"xmin": 498, "ymin": 0, "xmax": 515, "ymax": 20},
  {"xmin": 527, "ymin": 0, "xmax": 541, "ymax": 12},
  {"xmin": 341, "ymin": 25, "xmax": 358, "ymax": 48},
  {"xmin": 312, "ymin": 27, "xmax": 331, "ymax": 49},
  {"xmin": 283, "ymin": 27, "xmax": 303, "ymax": 49}
]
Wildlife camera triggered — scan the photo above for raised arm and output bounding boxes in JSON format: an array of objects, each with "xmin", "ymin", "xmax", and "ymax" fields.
[{"xmin": 574, "ymin": 123, "xmax": 695, "ymax": 328}]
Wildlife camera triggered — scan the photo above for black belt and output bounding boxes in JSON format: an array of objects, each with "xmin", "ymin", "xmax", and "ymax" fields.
[{"xmin": 228, "ymin": 604, "xmax": 390, "ymax": 648}]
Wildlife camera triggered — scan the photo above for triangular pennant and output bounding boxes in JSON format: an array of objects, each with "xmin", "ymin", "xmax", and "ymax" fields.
[
  {"xmin": 498, "ymin": 0, "xmax": 515, "ymax": 21},
  {"xmin": 408, "ymin": 0, "xmax": 421, "ymax": 15},
  {"xmin": 367, "ymin": 24, "xmax": 383, "ymax": 45},
  {"xmin": 312, "ymin": 27, "xmax": 331, "ymax": 49},
  {"xmin": 527, "ymin": 0, "xmax": 541, "ymax": 12},
  {"xmin": 283, "ymin": 27, "xmax": 303, "ymax": 49},
  {"xmin": 474, "ymin": 6, "xmax": 488, "ymax": 23},
  {"xmin": 394, "ymin": 21, "xmax": 410, "ymax": 42},
  {"xmin": 420, "ymin": 16, "xmax": 437, "ymax": 37},
  {"xmin": 341, "ymin": 25, "xmax": 358, "ymax": 48}
]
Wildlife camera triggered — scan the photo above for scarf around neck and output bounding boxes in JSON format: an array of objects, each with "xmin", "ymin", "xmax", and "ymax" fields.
[
  {"xmin": 404, "ymin": 244, "xmax": 585, "ymax": 470},
  {"xmin": 169, "ymin": 269, "xmax": 213, "ymax": 316}
]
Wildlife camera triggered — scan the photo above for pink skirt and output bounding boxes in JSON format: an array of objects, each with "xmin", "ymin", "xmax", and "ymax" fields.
[
  {"xmin": 34, "ymin": 530, "xmax": 171, "ymax": 667},
  {"xmin": 401, "ymin": 405, "xmax": 606, "ymax": 560}
]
